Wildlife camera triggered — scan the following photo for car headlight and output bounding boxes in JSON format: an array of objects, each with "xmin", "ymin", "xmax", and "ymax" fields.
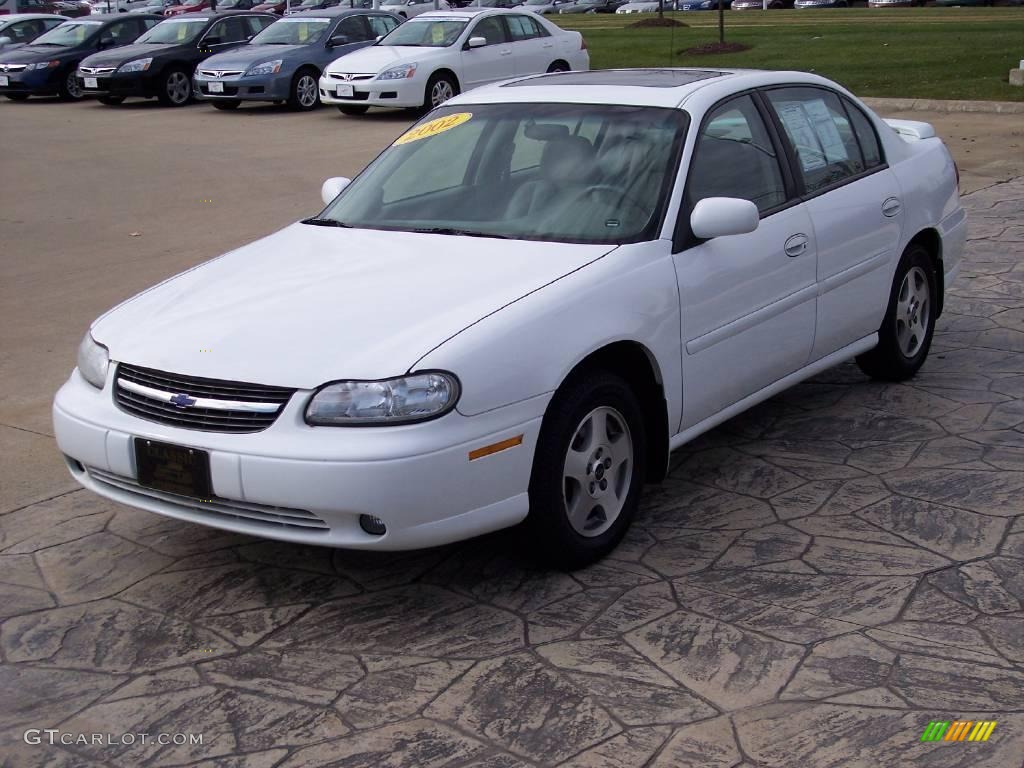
[
  {"xmin": 118, "ymin": 57, "xmax": 152, "ymax": 73},
  {"xmin": 305, "ymin": 372, "xmax": 459, "ymax": 426},
  {"xmin": 77, "ymin": 333, "xmax": 109, "ymax": 389},
  {"xmin": 26, "ymin": 60, "xmax": 60, "ymax": 71},
  {"xmin": 376, "ymin": 63, "xmax": 417, "ymax": 81},
  {"xmin": 247, "ymin": 59, "xmax": 282, "ymax": 76}
]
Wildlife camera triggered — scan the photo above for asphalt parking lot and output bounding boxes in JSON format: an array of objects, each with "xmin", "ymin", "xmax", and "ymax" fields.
[{"xmin": 2, "ymin": 98, "xmax": 1024, "ymax": 767}]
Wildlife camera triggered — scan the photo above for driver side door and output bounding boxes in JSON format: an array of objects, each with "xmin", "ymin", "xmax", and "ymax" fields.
[
  {"xmin": 673, "ymin": 93, "xmax": 818, "ymax": 430},
  {"xmin": 460, "ymin": 15, "xmax": 514, "ymax": 90}
]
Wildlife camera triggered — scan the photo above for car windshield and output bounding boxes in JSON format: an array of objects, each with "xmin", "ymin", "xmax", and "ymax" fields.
[
  {"xmin": 136, "ymin": 18, "xmax": 208, "ymax": 43},
  {"xmin": 378, "ymin": 18, "xmax": 466, "ymax": 47},
  {"xmin": 318, "ymin": 103, "xmax": 689, "ymax": 245},
  {"xmin": 251, "ymin": 18, "xmax": 330, "ymax": 44},
  {"xmin": 525, "ymin": 0, "xmax": 549, "ymax": 4},
  {"xmin": 32, "ymin": 20, "xmax": 102, "ymax": 47}
]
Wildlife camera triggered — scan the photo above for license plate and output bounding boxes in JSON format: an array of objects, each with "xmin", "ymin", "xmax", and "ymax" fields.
[
  {"xmin": 0, "ymin": 76, "xmax": 8, "ymax": 87},
  {"xmin": 335, "ymin": 84, "xmax": 353, "ymax": 98},
  {"xmin": 84, "ymin": 77, "xmax": 98, "ymax": 89},
  {"xmin": 135, "ymin": 438, "xmax": 212, "ymax": 500},
  {"xmin": 208, "ymin": 81, "xmax": 223, "ymax": 93}
]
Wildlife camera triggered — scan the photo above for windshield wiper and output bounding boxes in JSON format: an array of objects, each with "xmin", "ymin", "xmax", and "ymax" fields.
[
  {"xmin": 410, "ymin": 227, "xmax": 510, "ymax": 239},
  {"xmin": 301, "ymin": 217, "xmax": 353, "ymax": 228}
]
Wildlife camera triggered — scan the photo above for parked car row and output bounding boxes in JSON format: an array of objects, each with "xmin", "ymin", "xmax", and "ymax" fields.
[{"xmin": 0, "ymin": 7, "xmax": 588, "ymax": 109}]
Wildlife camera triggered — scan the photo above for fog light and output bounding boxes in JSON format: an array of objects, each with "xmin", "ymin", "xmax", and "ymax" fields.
[{"xmin": 359, "ymin": 514, "xmax": 387, "ymax": 536}]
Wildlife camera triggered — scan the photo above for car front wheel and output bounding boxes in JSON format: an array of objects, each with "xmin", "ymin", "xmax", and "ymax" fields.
[
  {"xmin": 424, "ymin": 72, "xmax": 458, "ymax": 110},
  {"xmin": 158, "ymin": 67, "xmax": 192, "ymax": 107},
  {"xmin": 58, "ymin": 70, "xmax": 83, "ymax": 101},
  {"xmin": 288, "ymin": 68, "xmax": 319, "ymax": 111},
  {"xmin": 856, "ymin": 244, "xmax": 937, "ymax": 381},
  {"xmin": 527, "ymin": 370, "xmax": 646, "ymax": 570}
]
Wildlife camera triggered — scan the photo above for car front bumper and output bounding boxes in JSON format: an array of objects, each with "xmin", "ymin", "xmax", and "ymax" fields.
[
  {"xmin": 0, "ymin": 67, "xmax": 60, "ymax": 96},
  {"xmin": 194, "ymin": 71, "xmax": 293, "ymax": 103},
  {"xmin": 53, "ymin": 368, "xmax": 544, "ymax": 550},
  {"xmin": 319, "ymin": 72, "xmax": 424, "ymax": 109},
  {"xmin": 77, "ymin": 70, "xmax": 157, "ymax": 99}
]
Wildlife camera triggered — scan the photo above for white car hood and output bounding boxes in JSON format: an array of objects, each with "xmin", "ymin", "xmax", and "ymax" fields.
[
  {"xmin": 325, "ymin": 45, "xmax": 441, "ymax": 74},
  {"xmin": 92, "ymin": 224, "xmax": 613, "ymax": 389}
]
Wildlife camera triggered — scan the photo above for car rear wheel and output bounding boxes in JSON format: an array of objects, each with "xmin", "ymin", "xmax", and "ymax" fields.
[
  {"xmin": 526, "ymin": 370, "xmax": 646, "ymax": 570},
  {"xmin": 856, "ymin": 244, "xmax": 937, "ymax": 382},
  {"xmin": 547, "ymin": 60, "xmax": 570, "ymax": 73},
  {"xmin": 58, "ymin": 70, "xmax": 83, "ymax": 101},
  {"xmin": 424, "ymin": 72, "xmax": 458, "ymax": 110},
  {"xmin": 288, "ymin": 68, "xmax": 319, "ymax": 111},
  {"xmin": 98, "ymin": 95, "xmax": 125, "ymax": 105},
  {"xmin": 212, "ymin": 99, "xmax": 241, "ymax": 110},
  {"xmin": 337, "ymin": 105, "xmax": 369, "ymax": 115},
  {"xmin": 157, "ymin": 68, "xmax": 192, "ymax": 107}
]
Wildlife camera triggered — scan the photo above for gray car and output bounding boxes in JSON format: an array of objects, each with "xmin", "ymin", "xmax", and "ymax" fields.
[
  {"xmin": 193, "ymin": 8, "xmax": 400, "ymax": 110},
  {"xmin": 519, "ymin": 0, "xmax": 573, "ymax": 12},
  {"xmin": 0, "ymin": 13, "xmax": 66, "ymax": 51}
]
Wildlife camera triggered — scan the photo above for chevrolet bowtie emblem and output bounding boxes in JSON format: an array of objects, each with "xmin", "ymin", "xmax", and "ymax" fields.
[{"xmin": 169, "ymin": 393, "xmax": 197, "ymax": 408}]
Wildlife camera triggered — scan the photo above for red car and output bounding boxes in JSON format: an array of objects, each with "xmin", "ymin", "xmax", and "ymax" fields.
[
  {"xmin": 251, "ymin": 0, "xmax": 286, "ymax": 13},
  {"xmin": 164, "ymin": 0, "xmax": 208, "ymax": 15},
  {"xmin": 0, "ymin": 0, "xmax": 90, "ymax": 15}
]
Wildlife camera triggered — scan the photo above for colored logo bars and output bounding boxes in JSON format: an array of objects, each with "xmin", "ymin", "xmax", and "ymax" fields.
[{"xmin": 921, "ymin": 721, "xmax": 997, "ymax": 742}]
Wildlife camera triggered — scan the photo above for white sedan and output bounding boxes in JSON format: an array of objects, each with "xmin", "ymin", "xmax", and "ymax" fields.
[
  {"xmin": 380, "ymin": 0, "xmax": 452, "ymax": 18},
  {"xmin": 319, "ymin": 8, "xmax": 588, "ymax": 113},
  {"xmin": 54, "ymin": 69, "xmax": 965, "ymax": 569}
]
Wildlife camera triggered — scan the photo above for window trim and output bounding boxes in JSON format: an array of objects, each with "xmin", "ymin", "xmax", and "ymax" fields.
[
  {"xmin": 758, "ymin": 84, "xmax": 890, "ymax": 204},
  {"xmin": 673, "ymin": 88, "xmax": 797, "ymax": 254}
]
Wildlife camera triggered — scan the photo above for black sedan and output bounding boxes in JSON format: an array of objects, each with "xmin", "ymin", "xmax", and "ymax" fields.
[
  {"xmin": 76, "ymin": 11, "xmax": 274, "ymax": 106},
  {"xmin": 0, "ymin": 15, "xmax": 159, "ymax": 100}
]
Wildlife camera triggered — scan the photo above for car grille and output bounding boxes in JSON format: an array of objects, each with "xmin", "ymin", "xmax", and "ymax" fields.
[
  {"xmin": 87, "ymin": 467, "xmax": 329, "ymax": 532},
  {"xmin": 79, "ymin": 66, "xmax": 117, "ymax": 75},
  {"xmin": 328, "ymin": 73, "xmax": 374, "ymax": 81},
  {"xmin": 197, "ymin": 69, "xmax": 245, "ymax": 78},
  {"xmin": 0, "ymin": 64, "xmax": 27, "ymax": 73},
  {"xmin": 114, "ymin": 363, "xmax": 295, "ymax": 434}
]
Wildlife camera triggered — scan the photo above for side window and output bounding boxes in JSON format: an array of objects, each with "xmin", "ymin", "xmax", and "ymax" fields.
[
  {"xmin": 505, "ymin": 15, "xmax": 536, "ymax": 42},
  {"xmin": 470, "ymin": 16, "xmax": 507, "ymax": 45},
  {"xmin": 246, "ymin": 16, "xmax": 274, "ymax": 35},
  {"xmin": 526, "ymin": 15, "xmax": 550, "ymax": 37},
  {"xmin": 105, "ymin": 20, "xmax": 139, "ymax": 45},
  {"xmin": 765, "ymin": 87, "xmax": 866, "ymax": 194},
  {"xmin": 366, "ymin": 14, "xmax": 398, "ymax": 38},
  {"xmin": 141, "ymin": 17, "xmax": 161, "ymax": 31},
  {"xmin": 206, "ymin": 18, "xmax": 249, "ymax": 44},
  {"xmin": 844, "ymin": 99, "xmax": 883, "ymax": 169},
  {"xmin": 687, "ymin": 94, "xmax": 787, "ymax": 215},
  {"xmin": 335, "ymin": 15, "xmax": 370, "ymax": 42}
]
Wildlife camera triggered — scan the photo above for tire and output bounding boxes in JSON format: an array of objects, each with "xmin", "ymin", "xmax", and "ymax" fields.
[
  {"xmin": 98, "ymin": 95, "xmax": 125, "ymax": 105},
  {"xmin": 337, "ymin": 105, "xmax": 369, "ymax": 115},
  {"xmin": 5, "ymin": 93, "xmax": 30, "ymax": 101},
  {"xmin": 288, "ymin": 68, "xmax": 319, "ymax": 111},
  {"xmin": 856, "ymin": 244, "xmax": 937, "ymax": 382},
  {"xmin": 546, "ymin": 60, "xmax": 570, "ymax": 73},
  {"xmin": 424, "ymin": 71, "xmax": 458, "ymax": 111},
  {"xmin": 157, "ymin": 67, "xmax": 192, "ymax": 107},
  {"xmin": 212, "ymin": 99, "xmax": 241, "ymax": 110},
  {"xmin": 58, "ymin": 70, "xmax": 83, "ymax": 101},
  {"xmin": 526, "ymin": 370, "xmax": 647, "ymax": 570}
]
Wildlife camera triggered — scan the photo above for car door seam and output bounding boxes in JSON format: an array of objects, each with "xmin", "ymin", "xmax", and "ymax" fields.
[{"xmin": 816, "ymin": 249, "xmax": 889, "ymax": 297}]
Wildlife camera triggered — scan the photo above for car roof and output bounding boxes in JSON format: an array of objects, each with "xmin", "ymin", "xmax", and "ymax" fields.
[
  {"xmin": 455, "ymin": 67, "xmax": 851, "ymax": 110},
  {"xmin": 0, "ymin": 13, "xmax": 68, "ymax": 21},
  {"xmin": 416, "ymin": 8, "xmax": 527, "ymax": 17},
  {"xmin": 173, "ymin": 9, "xmax": 276, "ymax": 17},
  {"xmin": 307, "ymin": 6, "xmax": 398, "ymax": 15}
]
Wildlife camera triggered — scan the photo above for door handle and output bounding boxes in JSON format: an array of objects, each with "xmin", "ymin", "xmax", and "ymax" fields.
[
  {"xmin": 784, "ymin": 234, "xmax": 809, "ymax": 258},
  {"xmin": 882, "ymin": 197, "xmax": 902, "ymax": 217},
  {"xmin": 500, "ymin": 48, "xmax": 512, "ymax": 56}
]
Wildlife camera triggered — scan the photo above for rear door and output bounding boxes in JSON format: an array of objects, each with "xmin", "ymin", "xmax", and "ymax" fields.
[
  {"xmin": 460, "ymin": 14, "xmax": 513, "ymax": 89},
  {"xmin": 673, "ymin": 93, "xmax": 818, "ymax": 429},
  {"xmin": 504, "ymin": 13, "xmax": 552, "ymax": 76},
  {"xmin": 762, "ymin": 86, "xmax": 902, "ymax": 360}
]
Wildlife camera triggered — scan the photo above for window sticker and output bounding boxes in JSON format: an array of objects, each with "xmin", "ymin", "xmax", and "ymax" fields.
[
  {"xmin": 394, "ymin": 112, "xmax": 473, "ymax": 146},
  {"xmin": 430, "ymin": 23, "xmax": 445, "ymax": 44},
  {"xmin": 776, "ymin": 101, "xmax": 827, "ymax": 172},
  {"xmin": 802, "ymin": 98, "xmax": 848, "ymax": 165},
  {"xmin": 297, "ymin": 23, "xmax": 308, "ymax": 42},
  {"xmin": 177, "ymin": 23, "xmax": 189, "ymax": 41}
]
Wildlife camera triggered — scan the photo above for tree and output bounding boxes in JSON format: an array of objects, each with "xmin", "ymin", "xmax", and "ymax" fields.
[{"xmin": 718, "ymin": 0, "xmax": 725, "ymax": 44}]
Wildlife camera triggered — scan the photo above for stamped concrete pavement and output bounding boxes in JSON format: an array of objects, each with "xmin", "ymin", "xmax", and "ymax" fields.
[{"xmin": 2, "ymin": 174, "xmax": 1023, "ymax": 766}]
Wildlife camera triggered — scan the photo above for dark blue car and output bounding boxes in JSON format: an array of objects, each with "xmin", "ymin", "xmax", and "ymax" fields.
[
  {"xmin": 193, "ymin": 7, "xmax": 400, "ymax": 110},
  {"xmin": 0, "ymin": 14, "xmax": 159, "ymax": 100}
]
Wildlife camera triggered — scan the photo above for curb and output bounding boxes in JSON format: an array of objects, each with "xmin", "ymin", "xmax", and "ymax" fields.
[{"xmin": 862, "ymin": 97, "xmax": 1024, "ymax": 115}]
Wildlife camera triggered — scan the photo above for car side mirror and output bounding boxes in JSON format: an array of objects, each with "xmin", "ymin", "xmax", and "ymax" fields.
[
  {"xmin": 321, "ymin": 176, "xmax": 351, "ymax": 205},
  {"xmin": 689, "ymin": 197, "xmax": 759, "ymax": 240},
  {"xmin": 203, "ymin": 35, "xmax": 222, "ymax": 45},
  {"xmin": 467, "ymin": 36, "xmax": 486, "ymax": 48},
  {"xmin": 0, "ymin": 36, "xmax": 12, "ymax": 45},
  {"xmin": 328, "ymin": 34, "xmax": 349, "ymax": 46},
  {"xmin": 374, "ymin": 35, "xmax": 382, "ymax": 42},
  {"xmin": 98, "ymin": 36, "xmax": 115, "ymax": 48}
]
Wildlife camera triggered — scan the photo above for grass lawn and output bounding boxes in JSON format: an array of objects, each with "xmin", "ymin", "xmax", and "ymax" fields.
[{"xmin": 555, "ymin": 8, "xmax": 1024, "ymax": 101}]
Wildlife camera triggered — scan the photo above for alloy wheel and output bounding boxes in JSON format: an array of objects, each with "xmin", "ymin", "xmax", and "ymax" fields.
[
  {"xmin": 896, "ymin": 265, "xmax": 930, "ymax": 358},
  {"xmin": 166, "ymin": 71, "xmax": 190, "ymax": 105},
  {"xmin": 430, "ymin": 79, "xmax": 454, "ymax": 108},
  {"xmin": 297, "ymin": 74, "xmax": 318, "ymax": 108},
  {"xmin": 562, "ymin": 406, "xmax": 633, "ymax": 538},
  {"xmin": 65, "ymin": 71, "xmax": 83, "ymax": 99}
]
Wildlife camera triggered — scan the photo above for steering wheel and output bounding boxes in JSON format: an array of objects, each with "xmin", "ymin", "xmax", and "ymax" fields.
[{"xmin": 564, "ymin": 184, "xmax": 648, "ymax": 223}]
